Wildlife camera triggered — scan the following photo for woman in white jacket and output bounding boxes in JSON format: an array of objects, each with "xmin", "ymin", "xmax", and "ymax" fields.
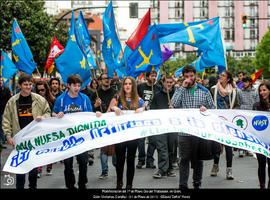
[{"xmin": 210, "ymin": 70, "xmax": 239, "ymax": 180}]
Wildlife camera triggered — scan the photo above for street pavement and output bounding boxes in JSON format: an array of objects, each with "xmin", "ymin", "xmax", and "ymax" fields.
[{"xmin": 0, "ymin": 144, "xmax": 263, "ymax": 189}]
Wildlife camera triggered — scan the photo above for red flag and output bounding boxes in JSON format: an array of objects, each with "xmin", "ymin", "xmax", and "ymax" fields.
[
  {"xmin": 251, "ymin": 68, "xmax": 264, "ymax": 83},
  {"xmin": 138, "ymin": 73, "xmax": 145, "ymax": 80},
  {"xmin": 45, "ymin": 37, "xmax": 64, "ymax": 74},
  {"xmin": 126, "ymin": 9, "xmax": 150, "ymax": 51}
]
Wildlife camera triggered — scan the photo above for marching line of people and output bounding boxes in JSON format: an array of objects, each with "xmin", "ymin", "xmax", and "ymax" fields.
[{"xmin": 1, "ymin": 65, "xmax": 270, "ymax": 189}]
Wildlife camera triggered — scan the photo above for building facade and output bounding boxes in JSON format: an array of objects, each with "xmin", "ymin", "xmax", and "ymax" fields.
[
  {"xmin": 152, "ymin": 0, "xmax": 270, "ymax": 59},
  {"xmin": 46, "ymin": 1, "xmax": 270, "ymax": 59}
]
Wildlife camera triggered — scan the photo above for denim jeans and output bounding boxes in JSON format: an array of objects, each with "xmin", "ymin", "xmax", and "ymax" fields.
[
  {"xmin": 64, "ymin": 152, "xmax": 88, "ymax": 189},
  {"xmin": 167, "ymin": 133, "xmax": 178, "ymax": 168},
  {"xmin": 153, "ymin": 134, "xmax": 169, "ymax": 174},
  {"xmin": 146, "ymin": 136, "xmax": 157, "ymax": 165},
  {"xmin": 137, "ymin": 138, "xmax": 146, "ymax": 163},
  {"xmin": 100, "ymin": 150, "xmax": 116, "ymax": 175}
]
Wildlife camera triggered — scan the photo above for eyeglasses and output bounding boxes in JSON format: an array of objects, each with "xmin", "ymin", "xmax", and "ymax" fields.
[{"xmin": 102, "ymin": 77, "xmax": 109, "ymax": 80}]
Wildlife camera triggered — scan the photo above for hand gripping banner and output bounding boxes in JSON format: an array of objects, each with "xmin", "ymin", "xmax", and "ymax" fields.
[{"xmin": 3, "ymin": 109, "xmax": 270, "ymax": 174}]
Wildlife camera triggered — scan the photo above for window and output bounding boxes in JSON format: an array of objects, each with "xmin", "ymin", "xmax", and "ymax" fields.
[
  {"xmin": 151, "ymin": 0, "xmax": 158, "ymax": 8},
  {"xmin": 250, "ymin": 29, "xmax": 256, "ymax": 39},
  {"xmin": 175, "ymin": 1, "xmax": 182, "ymax": 8},
  {"xmin": 175, "ymin": 9, "xmax": 183, "ymax": 18},
  {"xmin": 250, "ymin": 41, "xmax": 256, "ymax": 50},
  {"xmin": 250, "ymin": 7, "xmax": 257, "ymax": 17},
  {"xmin": 225, "ymin": 30, "xmax": 231, "ymax": 40},
  {"xmin": 221, "ymin": 1, "xmax": 233, "ymax": 7},
  {"xmin": 250, "ymin": 18, "xmax": 256, "ymax": 28},
  {"xmin": 225, "ymin": 8, "xmax": 230, "ymax": 16},
  {"xmin": 175, "ymin": 43, "xmax": 182, "ymax": 50},
  {"xmin": 129, "ymin": 3, "xmax": 138, "ymax": 18},
  {"xmin": 225, "ymin": 19, "xmax": 230, "ymax": 28},
  {"xmin": 200, "ymin": 8, "xmax": 207, "ymax": 17}
]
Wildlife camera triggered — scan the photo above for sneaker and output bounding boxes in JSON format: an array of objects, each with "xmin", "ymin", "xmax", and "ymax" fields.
[
  {"xmin": 239, "ymin": 150, "xmax": 244, "ymax": 158},
  {"xmin": 153, "ymin": 171, "xmax": 167, "ymax": 179},
  {"xmin": 172, "ymin": 162, "xmax": 179, "ymax": 170},
  {"xmin": 99, "ymin": 173, "xmax": 108, "ymax": 179},
  {"xmin": 167, "ymin": 170, "xmax": 176, "ymax": 177},
  {"xmin": 226, "ymin": 167, "xmax": 234, "ymax": 180},
  {"xmin": 136, "ymin": 161, "xmax": 145, "ymax": 169},
  {"xmin": 179, "ymin": 185, "xmax": 188, "ymax": 190},
  {"xmin": 46, "ymin": 170, "xmax": 53, "ymax": 176},
  {"xmin": 210, "ymin": 164, "xmax": 219, "ymax": 177},
  {"xmin": 146, "ymin": 164, "xmax": 156, "ymax": 169},
  {"xmin": 37, "ymin": 172, "xmax": 42, "ymax": 178},
  {"xmin": 193, "ymin": 182, "xmax": 201, "ymax": 189}
]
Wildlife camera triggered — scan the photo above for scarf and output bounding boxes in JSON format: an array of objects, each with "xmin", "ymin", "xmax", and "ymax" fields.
[{"xmin": 217, "ymin": 82, "xmax": 233, "ymax": 97}]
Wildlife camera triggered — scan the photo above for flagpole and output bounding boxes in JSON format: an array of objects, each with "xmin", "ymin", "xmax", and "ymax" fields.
[{"xmin": 95, "ymin": 50, "xmax": 102, "ymax": 75}]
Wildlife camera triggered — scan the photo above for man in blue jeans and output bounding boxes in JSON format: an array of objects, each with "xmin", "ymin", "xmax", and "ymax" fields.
[
  {"xmin": 92, "ymin": 73, "xmax": 117, "ymax": 179},
  {"xmin": 171, "ymin": 65, "xmax": 215, "ymax": 189},
  {"xmin": 53, "ymin": 74, "xmax": 93, "ymax": 189}
]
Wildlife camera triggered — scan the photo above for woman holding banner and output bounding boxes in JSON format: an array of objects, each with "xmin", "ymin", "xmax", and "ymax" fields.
[
  {"xmin": 253, "ymin": 81, "xmax": 270, "ymax": 189},
  {"xmin": 107, "ymin": 76, "xmax": 145, "ymax": 189}
]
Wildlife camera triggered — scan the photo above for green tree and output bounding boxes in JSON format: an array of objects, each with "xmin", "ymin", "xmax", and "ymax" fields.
[
  {"xmin": 0, "ymin": 0, "xmax": 68, "ymax": 74},
  {"xmin": 162, "ymin": 53, "xmax": 197, "ymax": 75},
  {"xmin": 227, "ymin": 55, "xmax": 255, "ymax": 76},
  {"xmin": 255, "ymin": 28, "xmax": 270, "ymax": 78}
]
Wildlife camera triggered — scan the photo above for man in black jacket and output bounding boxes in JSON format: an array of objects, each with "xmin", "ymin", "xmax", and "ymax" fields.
[
  {"xmin": 150, "ymin": 75, "xmax": 177, "ymax": 178},
  {"xmin": 136, "ymin": 71, "xmax": 161, "ymax": 169}
]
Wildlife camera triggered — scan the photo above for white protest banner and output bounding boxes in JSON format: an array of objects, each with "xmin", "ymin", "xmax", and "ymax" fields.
[{"xmin": 3, "ymin": 109, "xmax": 270, "ymax": 174}]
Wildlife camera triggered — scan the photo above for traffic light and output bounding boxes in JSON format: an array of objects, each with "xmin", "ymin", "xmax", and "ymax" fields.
[{"xmin": 242, "ymin": 15, "xmax": 247, "ymax": 29}]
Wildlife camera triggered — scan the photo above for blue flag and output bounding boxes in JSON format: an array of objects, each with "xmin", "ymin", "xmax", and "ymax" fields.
[
  {"xmin": 0, "ymin": 50, "xmax": 18, "ymax": 84},
  {"xmin": 75, "ymin": 11, "xmax": 97, "ymax": 69},
  {"xmin": 55, "ymin": 11, "xmax": 91, "ymax": 89},
  {"xmin": 174, "ymin": 67, "xmax": 183, "ymax": 78},
  {"xmin": 158, "ymin": 17, "xmax": 227, "ymax": 71},
  {"xmin": 127, "ymin": 25, "xmax": 162, "ymax": 78},
  {"xmin": 154, "ymin": 19, "xmax": 209, "ymax": 39},
  {"xmin": 102, "ymin": 1, "xmax": 122, "ymax": 78},
  {"xmin": 11, "ymin": 19, "xmax": 36, "ymax": 75},
  {"xmin": 174, "ymin": 58, "xmax": 204, "ymax": 78}
]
